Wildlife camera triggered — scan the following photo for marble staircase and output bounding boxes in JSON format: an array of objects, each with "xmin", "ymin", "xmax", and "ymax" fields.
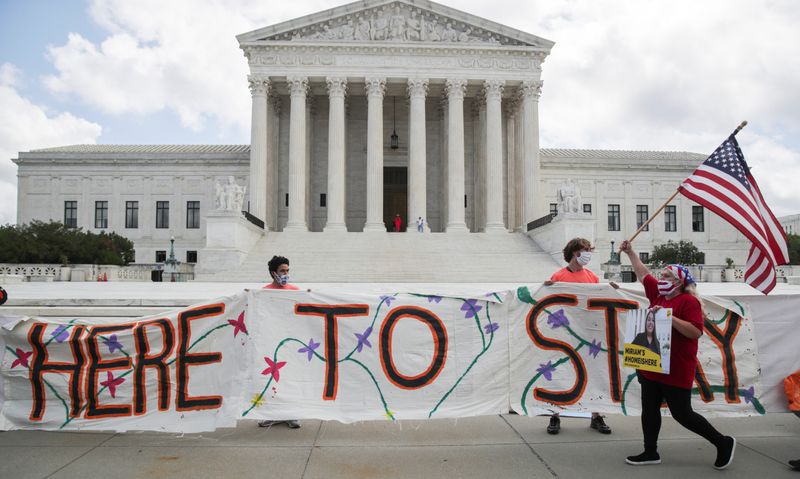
[{"xmin": 200, "ymin": 231, "xmax": 560, "ymax": 283}]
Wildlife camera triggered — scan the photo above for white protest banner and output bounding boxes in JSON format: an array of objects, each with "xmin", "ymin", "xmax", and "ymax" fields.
[{"xmin": 509, "ymin": 284, "xmax": 763, "ymax": 417}]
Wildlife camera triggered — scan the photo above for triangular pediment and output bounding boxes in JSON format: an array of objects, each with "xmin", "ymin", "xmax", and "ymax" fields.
[{"xmin": 237, "ymin": 0, "xmax": 554, "ymax": 49}]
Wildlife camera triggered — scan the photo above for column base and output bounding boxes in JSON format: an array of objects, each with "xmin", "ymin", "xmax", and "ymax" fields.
[
  {"xmin": 323, "ymin": 223, "xmax": 347, "ymax": 233},
  {"xmin": 484, "ymin": 223, "xmax": 508, "ymax": 233},
  {"xmin": 363, "ymin": 222, "xmax": 388, "ymax": 232},
  {"xmin": 446, "ymin": 223, "xmax": 470, "ymax": 233},
  {"xmin": 283, "ymin": 222, "xmax": 308, "ymax": 232}
]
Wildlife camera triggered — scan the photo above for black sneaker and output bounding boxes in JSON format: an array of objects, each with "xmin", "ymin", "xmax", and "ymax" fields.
[
  {"xmin": 547, "ymin": 415, "xmax": 561, "ymax": 434},
  {"xmin": 626, "ymin": 451, "xmax": 661, "ymax": 465},
  {"xmin": 286, "ymin": 420, "xmax": 301, "ymax": 429},
  {"xmin": 714, "ymin": 436, "xmax": 736, "ymax": 470},
  {"xmin": 590, "ymin": 415, "xmax": 612, "ymax": 434},
  {"xmin": 788, "ymin": 459, "xmax": 800, "ymax": 470},
  {"xmin": 258, "ymin": 420, "xmax": 278, "ymax": 428}
]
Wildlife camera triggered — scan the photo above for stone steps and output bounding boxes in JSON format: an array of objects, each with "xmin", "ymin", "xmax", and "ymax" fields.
[{"xmin": 199, "ymin": 231, "xmax": 560, "ymax": 282}]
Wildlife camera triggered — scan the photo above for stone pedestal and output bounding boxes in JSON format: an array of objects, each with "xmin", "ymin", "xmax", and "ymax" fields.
[
  {"xmin": 197, "ymin": 210, "xmax": 265, "ymax": 275},
  {"xmin": 527, "ymin": 213, "xmax": 596, "ymax": 268}
]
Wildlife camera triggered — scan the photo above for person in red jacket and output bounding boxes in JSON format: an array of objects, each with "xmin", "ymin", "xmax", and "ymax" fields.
[
  {"xmin": 543, "ymin": 238, "xmax": 610, "ymax": 435},
  {"xmin": 620, "ymin": 240, "xmax": 735, "ymax": 470},
  {"xmin": 393, "ymin": 213, "xmax": 402, "ymax": 232}
]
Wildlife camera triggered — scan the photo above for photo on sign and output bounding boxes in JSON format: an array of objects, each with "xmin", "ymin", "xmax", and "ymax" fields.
[{"xmin": 623, "ymin": 307, "xmax": 672, "ymax": 374}]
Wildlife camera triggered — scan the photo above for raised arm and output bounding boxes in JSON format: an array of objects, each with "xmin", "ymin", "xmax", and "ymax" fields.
[{"xmin": 619, "ymin": 240, "xmax": 650, "ymax": 283}]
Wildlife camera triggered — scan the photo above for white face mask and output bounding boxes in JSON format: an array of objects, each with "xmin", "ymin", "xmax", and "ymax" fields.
[
  {"xmin": 576, "ymin": 251, "xmax": 592, "ymax": 266},
  {"xmin": 657, "ymin": 279, "xmax": 679, "ymax": 296},
  {"xmin": 274, "ymin": 273, "xmax": 290, "ymax": 286}
]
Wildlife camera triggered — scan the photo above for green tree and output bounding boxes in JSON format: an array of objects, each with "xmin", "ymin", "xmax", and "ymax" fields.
[
  {"xmin": 647, "ymin": 240, "xmax": 705, "ymax": 266},
  {"xmin": 788, "ymin": 234, "xmax": 800, "ymax": 265},
  {"xmin": 0, "ymin": 221, "xmax": 134, "ymax": 265}
]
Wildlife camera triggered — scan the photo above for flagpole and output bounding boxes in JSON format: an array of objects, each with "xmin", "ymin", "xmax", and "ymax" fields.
[{"xmin": 623, "ymin": 120, "xmax": 749, "ymax": 246}]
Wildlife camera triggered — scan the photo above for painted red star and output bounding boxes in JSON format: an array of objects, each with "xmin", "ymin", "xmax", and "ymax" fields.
[
  {"xmin": 11, "ymin": 349, "xmax": 32, "ymax": 369},
  {"xmin": 100, "ymin": 371, "xmax": 126, "ymax": 398},
  {"xmin": 261, "ymin": 357, "xmax": 287, "ymax": 382},
  {"xmin": 227, "ymin": 311, "xmax": 248, "ymax": 337}
]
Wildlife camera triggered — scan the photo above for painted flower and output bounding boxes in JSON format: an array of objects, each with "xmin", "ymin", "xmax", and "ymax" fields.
[
  {"xmin": 547, "ymin": 309, "xmax": 570, "ymax": 329},
  {"xmin": 51, "ymin": 325, "xmax": 70, "ymax": 343},
  {"xmin": 100, "ymin": 371, "xmax": 125, "ymax": 398},
  {"xmin": 588, "ymin": 339, "xmax": 602, "ymax": 358},
  {"xmin": 742, "ymin": 386, "xmax": 755, "ymax": 404},
  {"xmin": 537, "ymin": 361, "xmax": 556, "ymax": 381},
  {"xmin": 484, "ymin": 322, "xmax": 499, "ymax": 334},
  {"xmin": 461, "ymin": 299, "xmax": 483, "ymax": 319},
  {"xmin": 10, "ymin": 348, "xmax": 32, "ymax": 369},
  {"xmin": 261, "ymin": 357, "xmax": 287, "ymax": 382},
  {"xmin": 355, "ymin": 326, "xmax": 373, "ymax": 353},
  {"xmin": 298, "ymin": 338, "xmax": 320, "ymax": 361},
  {"xmin": 102, "ymin": 334, "xmax": 123, "ymax": 354},
  {"xmin": 379, "ymin": 295, "xmax": 395, "ymax": 306},
  {"xmin": 250, "ymin": 394, "xmax": 265, "ymax": 408},
  {"xmin": 227, "ymin": 311, "xmax": 248, "ymax": 337},
  {"xmin": 427, "ymin": 295, "xmax": 443, "ymax": 304}
]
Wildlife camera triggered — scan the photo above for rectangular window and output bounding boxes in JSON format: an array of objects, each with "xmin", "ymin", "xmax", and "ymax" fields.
[
  {"xmin": 94, "ymin": 201, "xmax": 108, "ymax": 229},
  {"xmin": 155, "ymin": 250, "xmax": 166, "ymax": 263},
  {"xmin": 186, "ymin": 201, "xmax": 200, "ymax": 229},
  {"xmin": 639, "ymin": 252, "xmax": 650, "ymax": 262},
  {"xmin": 665, "ymin": 205, "xmax": 677, "ymax": 232},
  {"xmin": 156, "ymin": 201, "xmax": 169, "ymax": 229},
  {"xmin": 464, "ymin": 195, "xmax": 468, "ymax": 208},
  {"xmin": 692, "ymin": 205, "xmax": 705, "ymax": 232},
  {"xmin": 64, "ymin": 201, "xmax": 77, "ymax": 228},
  {"xmin": 583, "ymin": 204, "xmax": 592, "ymax": 214},
  {"xmin": 636, "ymin": 205, "xmax": 649, "ymax": 231},
  {"xmin": 549, "ymin": 203, "xmax": 558, "ymax": 215},
  {"xmin": 608, "ymin": 204, "xmax": 621, "ymax": 231},
  {"xmin": 125, "ymin": 201, "xmax": 139, "ymax": 229},
  {"xmin": 320, "ymin": 193, "xmax": 327, "ymax": 208},
  {"xmin": 186, "ymin": 250, "xmax": 197, "ymax": 263}
]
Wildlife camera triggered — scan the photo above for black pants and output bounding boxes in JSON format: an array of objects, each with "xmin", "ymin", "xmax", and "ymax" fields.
[{"xmin": 639, "ymin": 374, "xmax": 725, "ymax": 453}]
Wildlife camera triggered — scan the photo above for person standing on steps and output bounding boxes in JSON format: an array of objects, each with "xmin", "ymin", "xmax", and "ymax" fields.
[
  {"xmin": 542, "ymin": 237, "xmax": 612, "ymax": 435},
  {"xmin": 393, "ymin": 213, "xmax": 403, "ymax": 232},
  {"xmin": 259, "ymin": 255, "xmax": 301, "ymax": 429},
  {"xmin": 619, "ymin": 240, "xmax": 735, "ymax": 470},
  {"xmin": 416, "ymin": 216, "xmax": 424, "ymax": 232}
]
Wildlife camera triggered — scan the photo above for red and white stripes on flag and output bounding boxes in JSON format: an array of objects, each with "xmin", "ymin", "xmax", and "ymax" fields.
[{"xmin": 678, "ymin": 135, "xmax": 789, "ymax": 294}]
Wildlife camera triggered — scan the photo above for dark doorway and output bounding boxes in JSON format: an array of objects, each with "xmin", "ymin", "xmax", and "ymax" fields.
[{"xmin": 384, "ymin": 166, "xmax": 407, "ymax": 232}]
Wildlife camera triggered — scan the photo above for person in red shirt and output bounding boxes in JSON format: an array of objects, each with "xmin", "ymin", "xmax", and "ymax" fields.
[
  {"xmin": 393, "ymin": 213, "xmax": 402, "ymax": 232},
  {"xmin": 543, "ymin": 238, "xmax": 610, "ymax": 435},
  {"xmin": 260, "ymin": 255, "xmax": 301, "ymax": 429},
  {"xmin": 263, "ymin": 255, "xmax": 300, "ymax": 291},
  {"xmin": 620, "ymin": 240, "xmax": 735, "ymax": 470}
]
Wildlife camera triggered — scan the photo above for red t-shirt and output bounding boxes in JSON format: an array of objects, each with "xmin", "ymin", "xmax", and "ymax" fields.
[
  {"xmin": 549, "ymin": 267, "xmax": 599, "ymax": 284},
  {"xmin": 263, "ymin": 283, "xmax": 300, "ymax": 290},
  {"xmin": 640, "ymin": 274, "xmax": 704, "ymax": 389}
]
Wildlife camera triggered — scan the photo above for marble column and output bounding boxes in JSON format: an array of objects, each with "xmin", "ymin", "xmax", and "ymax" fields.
[
  {"xmin": 445, "ymin": 78, "xmax": 468, "ymax": 232},
  {"xmin": 520, "ymin": 80, "xmax": 543, "ymax": 226},
  {"xmin": 504, "ymin": 99, "xmax": 517, "ymax": 232},
  {"xmin": 248, "ymin": 75, "xmax": 269, "ymax": 226},
  {"xmin": 364, "ymin": 77, "xmax": 386, "ymax": 232},
  {"xmin": 324, "ymin": 77, "xmax": 348, "ymax": 232},
  {"xmin": 285, "ymin": 76, "xmax": 308, "ymax": 231},
  {"xmin": 407, "ymin": 78, "xmax": 429, "ymax": 232},
  {"xmin": 484, "ymin": 80, "xmax": 505, "ymax": 232}
]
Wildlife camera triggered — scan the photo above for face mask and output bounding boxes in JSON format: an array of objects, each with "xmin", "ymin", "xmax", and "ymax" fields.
[
  {"xmin": 275, "ymin": 273, "xmax": 290, "ymax": 286},
  {"xmin": 657, "ymin": 279, "xmax": 679, "ymax": 296},
  {"xmin": 576, "ymin": 251, "xmax": 592, "ymax": 266}
]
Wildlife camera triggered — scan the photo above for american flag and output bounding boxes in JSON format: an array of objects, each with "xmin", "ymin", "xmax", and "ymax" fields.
[{"xmin": 678, "ymin": 135, "xmax": 789, "ymax": 294}]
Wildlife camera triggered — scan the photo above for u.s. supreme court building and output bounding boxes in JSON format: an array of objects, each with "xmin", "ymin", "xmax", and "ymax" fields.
[{"xmin": 12, "ymin": 0, "xmax": 750, "ymax": 282}]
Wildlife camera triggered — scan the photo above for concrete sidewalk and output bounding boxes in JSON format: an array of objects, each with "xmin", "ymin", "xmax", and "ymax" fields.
[{"xmin": 1, "ymin": 413, "xmax": 798, "ymax": 479}]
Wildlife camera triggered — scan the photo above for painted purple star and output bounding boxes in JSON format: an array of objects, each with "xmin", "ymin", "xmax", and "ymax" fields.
[
  {"xmin": 427, "ymin": 295, "xmax": 443, "ymax": 303},
  {"xmin": 355, "ymin": 326, "xmax": 373, "ymax": 353},
  {"xmin": 547, "ymin": 309, "xmax": 570, "ymax": 329},
  {"xmin": 379, "ymin": 295, "xmax": 395, "ymax": 306},
  {"xmin": 588, "ymin": 339, "xmax": 602, "ymax": 358},
  {"xmin": 298, "ymin": 338, "xmax": 320, "ymax": 362},
  {"xmin": 102, "ymin": 334, "xmax": 123, "ymax": 354},
  {"xmin": 484, "ymin": 322, "xmax": 499, "ymax": 334},
  {"xmin": 51, "ymin": 325, "xmax": 69, "ymax": 343},
  {"xmin": 461, "ymin": 299, "xmax": 483, "ymax": 319},
  {"xmin": 537, "ymin": 361, "xmax": 556, "ymax": 381},
  {"xmin": 742, "ymin": 385, "xmax": 755, "ymax": 404}
]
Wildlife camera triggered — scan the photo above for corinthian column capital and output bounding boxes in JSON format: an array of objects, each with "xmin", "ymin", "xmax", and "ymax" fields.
[
  {"xmin": 365, "ymin": 77, "xmax": 386, "ymax": 97},
  {"xmin": 520, "ymin": 79, "xmax": 543, "ymax": 100},
  {"xmin": 248, "ymin": 75, "xmax": 270, "ymax": 96},
  {"xmin": 287, "ymin": 76, "xmax": 309, "ymax": 97},
  {"xmin": 326, "ymin": 77, "xmax": 348, "ymax": 98},
  {"xmin": 483, "ymin": 79, "xmax": 505, "ymax": 101},
  {"xmin": 407, "ymin": 78, "xmax": 429, "ymax": 99},
  {"xmin": 444, "ymin": 78, "xmax": 467, "ymax": 100}
]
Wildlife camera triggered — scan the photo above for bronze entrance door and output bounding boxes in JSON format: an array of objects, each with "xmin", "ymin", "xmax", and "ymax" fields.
[{"xmin": 383, "ymin": 166, "xmax": 407, "ymax": 232}]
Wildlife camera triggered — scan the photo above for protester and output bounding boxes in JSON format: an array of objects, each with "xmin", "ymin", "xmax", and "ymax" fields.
[
  {"xmin": 619, "ymin": 240, "xmax": 735, "ymax": 469},
  {"xmin": 542, "ymin": 238, "xmax": 611, "ymax": 435},
  {"xmin": 259, "ymin": 255, "xmax": 301, "ymax": 429},
  {"xmin": 417, "ymin": 216, "xmax": 425, "ymax": 232}
]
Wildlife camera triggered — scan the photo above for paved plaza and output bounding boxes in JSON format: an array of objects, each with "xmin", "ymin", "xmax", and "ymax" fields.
[{"xmin": 1, "ymin": 413, "xmax": 798, "ymax": 479}]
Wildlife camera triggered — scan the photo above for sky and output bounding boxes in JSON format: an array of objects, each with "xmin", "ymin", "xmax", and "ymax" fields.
[{"xmin": 1, "ymin": 0, "xmax": 799, "ymax": 226}]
